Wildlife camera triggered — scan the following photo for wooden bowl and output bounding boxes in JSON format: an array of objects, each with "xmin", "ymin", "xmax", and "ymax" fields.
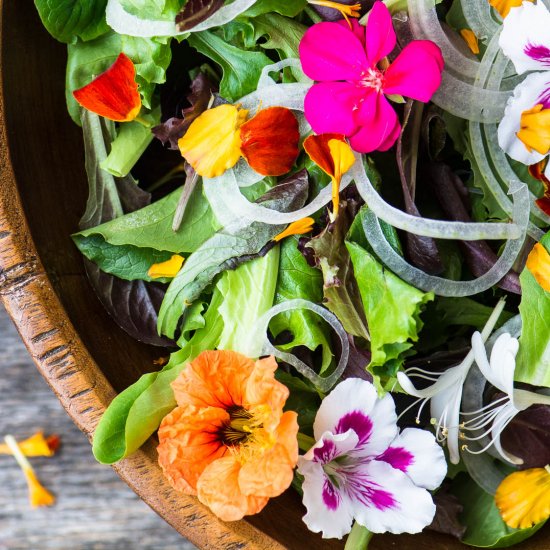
[{"xmin": 0, "ymin": 2, "xmax": 547, "ymax": 549}]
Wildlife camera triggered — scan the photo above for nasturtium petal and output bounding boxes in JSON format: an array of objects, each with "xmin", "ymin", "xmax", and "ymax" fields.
[
  {"xmin": 73, "ymin": 53, "xmax": 141, "ymax": 122},
  {"xmin": 526, "ymin": 243, "xmax": 550, "ymax": 292},
  {"xmin": 148, "ymin": 254, "xmax": 185, "ymax": 279},
  {"xmin": 303, "ymin": 133, "xmax": 346, "ymax": 177},
  {"xmin": 239, "ymin": 107, "xmax": 300, "ymax": 176},
  {"xmin": 178, "ymin": 104, "xmax": 248, "ymax": 178}
]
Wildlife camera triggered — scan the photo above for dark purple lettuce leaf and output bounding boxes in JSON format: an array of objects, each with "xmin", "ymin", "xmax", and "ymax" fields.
[
  {"xmin": 428, "ymin": 482, "xmax": 467, "ymax": 539},
  {"xmin": 501, "ymin": 404, "xmax": 550, "ymax": 469},
  {"xmin": 175, "ymin": 0, "xmax": 224, "ymax": 31}
]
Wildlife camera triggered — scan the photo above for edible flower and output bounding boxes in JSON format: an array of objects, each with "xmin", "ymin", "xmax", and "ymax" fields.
[
  {"xmin": 157, "ymin": 350, "xmax": 298, "ymax": 521},
  {"xmin": 460, "ymin": 29, "xmax": 480, "ymax": 55},
  {"xmin": 0, "ymin": 431, "xmax": 60, "ymax": 457},
  {"xmin": 299, "ymin": 1, "xmax": 443, "ymax": 153},
  {"xmin": 298, "ymin": 378, "xmax": 446, "ymax": 539},
  {"xmin": 495, "ymin": 466, "xmax": 550, "ymax": 528},
  {"xmin": 307, "ymin": 1, "xmax": 361, "ymax": 24},
  {"xmin": 73, "ymin": 53, "xmax": 141, "ymax": 122},
  {"xmin": 147, "ymin": 254, "xmax": 185, "ymax": 280},
  {"xmin": 526, "ymin": 242, "xmax": 550, "ymax": 292},
  {"xmin": 498, "ymin": 1, "xmax": 550, "ymax": 180},
  {"xmin": 488, "ymin": 0, "xmax": 529, "ymax": 18},
  {"xmin": 4, "ymin": 435, "xmax": 55, "ymax": 508},
  {"xmin": 273, "ymin": 218, "xmax": 315, "ymax": 242},
  {"xmin": 178, "ymin": 105, "xmax": 300, "ymax": 178},
  {"xmin": 304, "ymin": 134, "xmax": 355, "ymax": 220},
  {"xmin": 528, "ymin": 159, "xmax": 550, "ymax": 216}
]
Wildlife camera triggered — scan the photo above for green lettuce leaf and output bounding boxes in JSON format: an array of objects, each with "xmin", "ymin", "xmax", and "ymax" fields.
[
  {"xmin": 119, "ymin": 0, "xmax": 182, "ymax": 19},
  {"xmin": 242, "ymin": 0, "xmax": 307, "ymax": 17},
  {"xmin": 347, "ymin": 241, "xmax": 433, "ymax": 384},
  {"xmin": 34, "ymin": 0, "xmax": 108, "ymax": 44}
]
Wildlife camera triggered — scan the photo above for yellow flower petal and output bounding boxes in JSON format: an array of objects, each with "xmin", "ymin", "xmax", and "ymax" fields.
[
  {"xmin": 272, "ymin": 218, "xmax": 315, "ymax": 242},
  {"xmin": 460, "ymin": 29, "xmax": 480, "ymax": 55},
  {"xmin": 0, "ymin": 431, "xmax": 57, "ymax": 457},
  {"xmin": 517, "ymin": 104, "xmax": 550, "ymax": 156},
  {"xmin": 147, "ymin": 254, "xmax": 185, "ymax": 279},
  {"xmin": 178, "ymin": 104, "xmax": 248, "ymax": 178},
  {"xmin": 308, "ymin": 0, "xmax": 361, "ymax": 24},
  {"xmin": 488, "ymin": 0, "xmax": 531, "ymax": 18},
  {"xmin": 495, "ymin": 467, "xmax": 550, "ymax": 528},
  {"xmin": 526, "ymin": 242, "xmax": 550, "ymax": 292},
  {"xmin": 328, "ymin": 138, "xmax": 355, "ymax": 220}
]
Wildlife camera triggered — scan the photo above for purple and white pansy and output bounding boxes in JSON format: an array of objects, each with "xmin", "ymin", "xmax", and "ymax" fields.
[
  {"xmin": 297, "ymin": 378, "xmax": 447, "ymax": 539},
  {"xmin": 498, "ymin": 1, "xmax": 550, "ymax": 176}
]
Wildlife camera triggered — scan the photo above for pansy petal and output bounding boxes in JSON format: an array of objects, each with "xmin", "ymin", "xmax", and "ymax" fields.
[
  {"xmin": 299, "ymin": 22, "xmax": 369, "ymax": 82},
  {"xmin": 73, "ymin": 53, "xmax": 141, "ymax": 122},
  {"xmin": 350, "ymin": 459, "xmax": 436, "ymax": 534},
  {"xmin": 314, "ymin": 378, "xmax": 398, "ymax": 457},
  {"xmin": 365, "ymin": 1, "xmax": 396, "ymax": 65},
  {"xmin": 377, "ymin": 428, "xmax": 447, "ymax": 490},
  {"xmin": 302, "ymin": 429, "xmax": 360, "ymax": 466},
  {"xmin": 498, "ymin": 72, "xmax": 550, "ymax": 167},
  {"xmin": 499, "ymin": 1, "xmax": 550, "ymax": 74},
  {"xmin": 178, "ymin": 104, "xmax": 247, "ymax": 178},
  {"xmin": 239, "ymin": 107, "xmax": 300, "ymax": 176},
  {"xmin": 383, "ymin": 41, "xmax": 444, "ymax": 102},
  {"xmin": 298, "ymin": 457, "xmax": 355, "ymax": 539},
  {"xmin": 350, "ymin": 91, "xmax": 400, "ymax": 153},
  {"xmin": 304, "ymin": 81, "xmax": 363, "ymax": 137}
]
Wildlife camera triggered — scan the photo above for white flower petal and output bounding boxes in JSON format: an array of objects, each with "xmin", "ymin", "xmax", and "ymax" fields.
[
  {"xmin": 298, "ymin": 458, "xmax": 355, "ymax": 539},
  {"xmin": 489, "ymin": 333, "xmax": 519, "ymax": 396},
  {"xmin": 314, "ymin": 378, "xmax": 398, "ymax": 458},
  {"xmin": 350, "ymin": 460, "xmax": 436, "ymax": 534},
  {"xmin": 301, "ymin": 430, "xmax": 359, "ymax": 465},
  {"xmin": 431, "ymin": 380, "xmax": 463, "ymax": 465},
  {"xmin": 498, "ymin": 72, "xmax": 550, "ymax": 166},
  {"xmin": 377, "ymin": 428, "xmax": 447, "ymax": 490},
  {"xmin": 500, "ymin": 1, "xmax": 550, "ymax": 74},
  {"xmin": 490, "ymin": 402, "xmax": 523, "ymax": 465}
]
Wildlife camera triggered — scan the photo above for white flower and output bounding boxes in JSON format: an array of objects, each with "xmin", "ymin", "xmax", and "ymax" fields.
[
  {"xmin": 498, "ymin": 1, "xmax": 550, "ymax": 178},
  {"xmin": 297, "ymin": 378, "xmax": 447, "ymax": 539}
]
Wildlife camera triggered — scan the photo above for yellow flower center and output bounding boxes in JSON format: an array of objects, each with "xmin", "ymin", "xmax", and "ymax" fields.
[
  {"xmin": 308, "ymin": 1, "xmax": 361, "ymax": 24},
  {"xmin": 517, "ymin": 104, "xmax": 550, "ymax": 155}
]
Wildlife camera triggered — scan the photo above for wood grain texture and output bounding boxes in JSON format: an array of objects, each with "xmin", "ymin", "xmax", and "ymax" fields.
[{"xmin": 0, "ymin": 1, "xmax": 548, "ymax": 550}]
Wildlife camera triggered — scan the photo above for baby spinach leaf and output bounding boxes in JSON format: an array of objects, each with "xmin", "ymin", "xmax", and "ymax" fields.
[
  {"xmin": 187, "ymin": 30, "xmax": 272, "ymax": 101},
  {"xmin": 34, "ymin": 0, "xmax": 108, "ymax": 44}
]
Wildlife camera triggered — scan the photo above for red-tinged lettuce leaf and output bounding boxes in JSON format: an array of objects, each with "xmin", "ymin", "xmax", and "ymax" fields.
[
  {"xmin": 429, "ymin": 163, "xmax": 521, "ymax": 294},
  {"xmin": 501, "ymin": 404, "xmax": 550, "ymax": 469},
  {"xmin": 396, "ymin": 100, "xmax": 443, "ymax": 275},
  {"xmin": 153, "ymin": 72, "xmax": 217, "ymax": 150},
  {"xmin": 80, "ymin": 110, "xmax": 173, "ymax": 347},
  {"xmin": 175, "ymin": 0, "xmax": 224, "ymax": 31},
  {"xmin": 428, "ymin": 482, "xmax": 467, "ymax": 540}
]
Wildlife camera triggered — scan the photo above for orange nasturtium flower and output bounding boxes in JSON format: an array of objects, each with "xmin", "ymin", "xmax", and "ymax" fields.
[
  {"xmin": 73, "ymin": 53, "xmax": 141, "ymax": 122},
  {"xmin": 0, "ymin": 431, "xmax": 60, "ymax": 457},
  {"xmin": 528, "ymin": 159, "xmax": 550, "ymax": 216},
  {"xmin": 495, "ymin": 466, "xmax": 550, "ymax": 528},
  {"xmin": 157, "ymin": 350, "xmax": 299, "ymax": 521},
  {"xmin": 304, "ymin": 133, "xmax": 355, "ymax": 221},
  {"xmin": 488, "ymin": 0, "xmax": 531, "ymax": 18},
  {"xmin": 178, "ymin": 104, "xmax": 300, "ymax": 179},
  {"xmin": 526, "ymin": 242, "xmax": 550, "ymax": 292},
  {"xmin": 273, "ymin": 218, "xmax": 315, "ymax": 242}
]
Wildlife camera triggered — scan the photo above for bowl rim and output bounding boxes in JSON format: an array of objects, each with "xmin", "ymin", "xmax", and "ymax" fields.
[{"xmin": 0, "ymin": 5, "xmax": 283, "ymax": 548}]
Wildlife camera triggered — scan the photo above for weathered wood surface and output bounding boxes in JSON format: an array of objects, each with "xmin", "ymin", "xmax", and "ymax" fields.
[{"xmin": 0, "ymin": 307, "xmax": 196, "ymax": 550}]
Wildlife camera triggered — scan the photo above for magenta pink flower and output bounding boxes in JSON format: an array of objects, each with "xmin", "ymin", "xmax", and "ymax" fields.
[{"xmin": 299, "ymin": 2, "xmax": 444, "ymax": 153}]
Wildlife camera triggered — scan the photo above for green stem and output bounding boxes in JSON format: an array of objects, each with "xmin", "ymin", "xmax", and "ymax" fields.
[
  {"xmin": 297, "ymin": 433, "xmax": 315, "ymax": 452},
  {"xmin": 344, "ymin": 522, "xmax": 374, "ymax": 550}
]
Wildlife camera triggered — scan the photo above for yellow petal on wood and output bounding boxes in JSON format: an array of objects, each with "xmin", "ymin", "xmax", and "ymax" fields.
[
  {"xmin": 147, "ymin": 254, "xmax": 185, "ymax": 279},
  {"xmin": 0, "ymin": 431, "xmax": 55, "ymax": 457},
  {"xmin": 178, "ymin": 104, "xmax": 248, "ymax": 178},
  {"xmin": 328, "ymin": 138, "xmax": 355, "ymax": 220},
  {"xmin": 272, "ymin": 218, "xmax": 315, "ymax": 242},
  {"xmin": 526, "ymin": 243, "xmax": 550, "ymax": 292},
  {"xmin": 495, "ymin": 467, "xmax": 550, "ymax": 529},
  {"xmin": 460, "ymin": 29, "xmax": 480, "ymax": 54}
]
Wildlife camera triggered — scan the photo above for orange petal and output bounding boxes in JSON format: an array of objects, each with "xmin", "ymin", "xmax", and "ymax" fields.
[
  {"xmin": 272, "ymin": 218, "xmax": 315, "ymax": 242},
  {"xmin": 238, "ymin": 411, "xmax": 299, "ymax": 498},
  {"xmin": 303, "ymin": 133, "xmax": 345, "ymax": 178},
  {"xmin": 460, "ymin": 29, "xmax": 480, "ymax": 54},
  {"xmin": 239, "ymin": 107, "xmax": 300, "ymax": 176},
  {"xmin": 488, "ymin": 0, "xmax": 529, "ymax": 18},
  {"xmin": 171, "ymin": 350, "xmax": 255, "ymax": 410},
  {"xmin": 495, "ymin": 467, "xmax": 550, "ymax": 528},
  {"xmin": 147, "ymin": 254, "xmax": 185, "ymax": 279},
  {"xmin": 526, "ymin": 242, "xmax": 550, "ymax": 292},
  {"xmin": 73, "ymin": 53, "xmax": 141, "ymax": 122},
  {"xmin": 0, "ymin": 431, "xmax": 57, "ymax": 457},
  {"xmin": 178, "ymin": 104, "xmax": 247, "ymax": 178},
  {"xmin": 197, "ymin": 455, "xmax": 269, "ymax": 521},
  {"xmin": 158, "ymin": 406, "xmax": 229, "ymax": 495}
]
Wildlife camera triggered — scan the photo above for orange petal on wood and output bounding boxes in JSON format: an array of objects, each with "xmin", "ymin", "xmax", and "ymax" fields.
[
  {"xmin": 73, "ymin": 53, "xmax": 141, "ymax": 122},
  {"xmin": 240, "ymin": 107, "xmax": 300, "ymax": 176}
]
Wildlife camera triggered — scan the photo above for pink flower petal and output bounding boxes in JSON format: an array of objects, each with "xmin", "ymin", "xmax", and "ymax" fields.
[
  {"xmin": 383, "ymin": 41, "xmax": 444, "ymax": 102},
  {"xmin": 304, "ymin": 81, "xmax": 363, "ymax": 136},
  {"xmin": 349, "ymin": 91, "xmax": 400, "ymax": 153},
  {"xmin": 366, "ymin": 1, "xmax": 396, "ymax": 66},
  {"xmin": 337, "ymin": 18, "xmax": 366, "ymax": 48},
  {"xmin": 299, "ymin": 22, "xmax": 369, "ymax": 82}
]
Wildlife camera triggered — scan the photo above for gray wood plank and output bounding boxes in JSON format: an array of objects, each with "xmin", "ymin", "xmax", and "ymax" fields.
[{"xmin": 0, "ymin": 307, "xmax": 197, "ymax": 550}]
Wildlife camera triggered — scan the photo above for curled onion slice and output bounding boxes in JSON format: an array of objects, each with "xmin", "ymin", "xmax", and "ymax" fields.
[
  {"xmin": 256, "ymin": 299, "xmax": 350, "ymax": 392},
  {"xmin": 461, "ymin": 0, "xmax": 500, "ymax": 41},
  {"xmin": 106, "ymin": 0, "xmax": 257, "ymax": 37},
  {"xmin": 257, "ymin": 58, "xmax": 310, "ymax": 89}
]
